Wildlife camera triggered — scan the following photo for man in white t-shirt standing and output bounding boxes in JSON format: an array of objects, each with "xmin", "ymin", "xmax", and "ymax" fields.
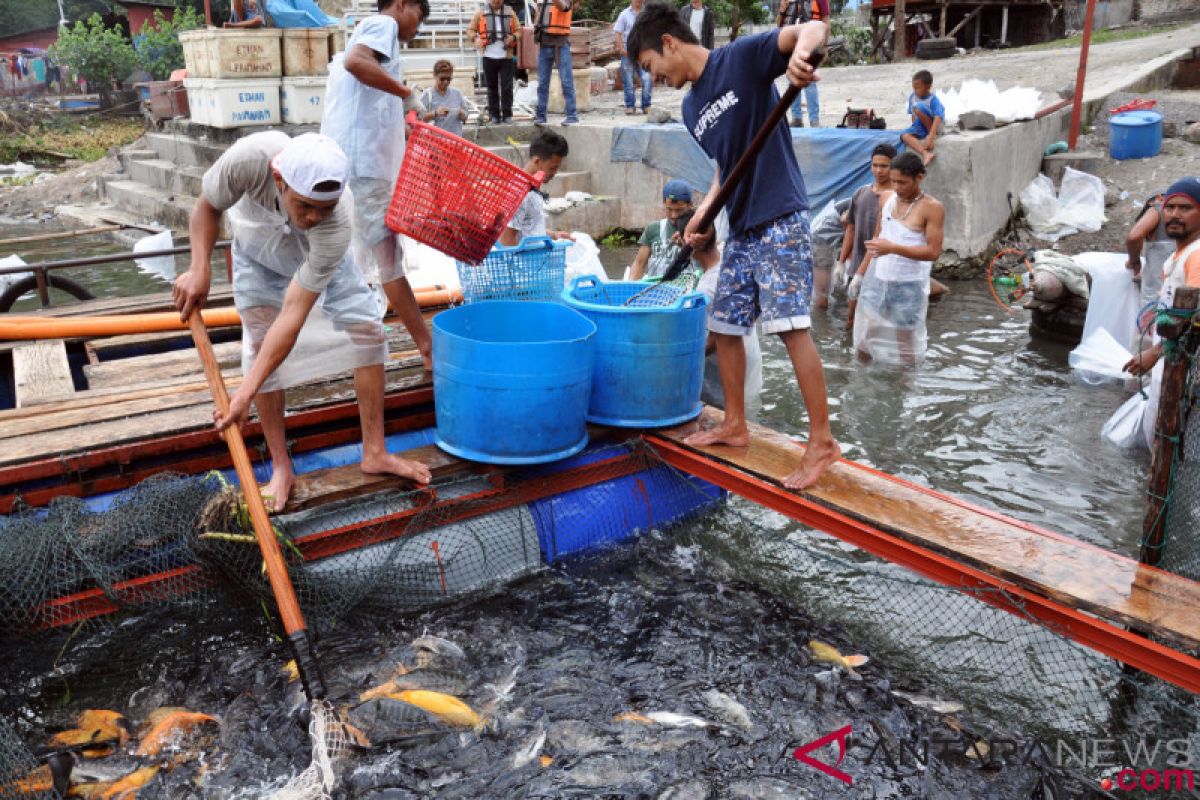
[
  {"xmin": 173, "ymin": 133, "xmax": 432, "ymax": 510},
  {"xmin": 322, "ymin": 0, "xmax": 433, "ymax": 371},
  {"xmin": 678, "ymin": 0, "xmax": 713, "ymax": 50},
  {"xmin": 500, "ymin": 129, "xmax": 572, "ymax": 245},
  {"xmin": 615, "ymin": 0, "xmax": 652, "ymax": 114}
]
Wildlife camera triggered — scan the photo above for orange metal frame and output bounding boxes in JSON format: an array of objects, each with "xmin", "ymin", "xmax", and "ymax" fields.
[{"xmin": 644, "ymin": 435, "xmax": 1200, "ymax": 695}]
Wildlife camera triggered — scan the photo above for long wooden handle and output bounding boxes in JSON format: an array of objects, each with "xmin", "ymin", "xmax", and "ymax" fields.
[
  {"xmin": 660, "ymin": 51, "xmax": 824, "ymax": 283},
  {"xmin": 188, "ymin": 313, "xmax": 325, "ymax": 700}
]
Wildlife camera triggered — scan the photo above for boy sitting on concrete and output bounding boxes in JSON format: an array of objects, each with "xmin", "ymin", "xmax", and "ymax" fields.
[
  {"xmin": 500, "ymin": 129, "xmax": 574, "ymax": 245},
  {"xmin": 901, "ymin": 70, "xmax": 944, "ymax": 167},
  {"xmin": 629, "ymin": 179, "xmax": 695, "ymax": 280},
  {"xmin": 420, "ymin": 60, "xmax": 469, "ymax": 136}
]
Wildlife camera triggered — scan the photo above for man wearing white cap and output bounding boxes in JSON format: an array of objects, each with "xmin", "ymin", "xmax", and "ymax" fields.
[{"xmin": 174, "ymin": 131, "xmax": 432, "ymax": 510}]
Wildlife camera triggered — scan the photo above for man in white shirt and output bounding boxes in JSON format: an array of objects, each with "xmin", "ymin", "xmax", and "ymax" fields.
[
  {"xmin": 614, "ymin": 0, "xmax": 652, "ymax": 114},
  {"xmin": 500, "ymin": 129, "xmax": 572, "ymax": 245},
  {"xmin": 322, "ymin": 0, "xmax": 433, "ymax": 371},
  {"xmin": 678, "ymin": 0, "xmax": 714, "ymax": 50},
  {"xmin": 173, "ymin": 133, "xmax": 432, "ymax": 510}
]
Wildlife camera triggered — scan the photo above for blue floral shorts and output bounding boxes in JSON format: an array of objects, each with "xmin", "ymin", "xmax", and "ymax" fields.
[{"xmin": 709, "ymin": 210, "xmax": 813, "ymax": 336}]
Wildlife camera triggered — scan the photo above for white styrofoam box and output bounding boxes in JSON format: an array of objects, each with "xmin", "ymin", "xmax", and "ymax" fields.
[
  {"xmin": 205, "ymin": 79, "xmax": 281, "ymax": 129},
  {"xmin": 183, "ymin": 78, "xmax": 209, "ymax": 125},
  {"xmin": 280, "ymin": 77, "xmax": 327, "ymax": 124}
]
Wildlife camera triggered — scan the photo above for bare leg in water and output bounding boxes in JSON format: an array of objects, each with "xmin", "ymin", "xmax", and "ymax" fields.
[
  {"xmin": 373, "ymin": 235, "xmax": 433, "ymax": 371},
  {"xmin": 778, "ymin": 328, "xmax": 841, "ymax": 489},
  {"xmin": 355, "ymin": 363, "xmax": 433, "ymax": 484},
  {"xmin": 254, "ymin": 389, "xmax": 295, "ymax": 513},
  {"xmin": 684, "ymin": 332, "xmax": 751, "ymax": 448}
]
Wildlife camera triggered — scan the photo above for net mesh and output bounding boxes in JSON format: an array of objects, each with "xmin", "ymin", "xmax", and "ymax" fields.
[
  {"xmin": 1152, "ymin": 321, "xmax": 1200, "ymax": 581},
  {"xmin": 455, "ymin": 237, "xmax": 569, "ymax": 303},
  {"xmin": 619, "ymin": 269, "xmax": 702, "ymax": 309}
]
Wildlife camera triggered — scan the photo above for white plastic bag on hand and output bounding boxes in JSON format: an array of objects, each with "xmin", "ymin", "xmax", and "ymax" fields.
[
  {"xmin": 1102, "ymin": 392, "xmax": 1151, "ymax": 449},
  {"xmin": 1069, "ymin": 328, "xmax": 1133, "ymax": 386}
]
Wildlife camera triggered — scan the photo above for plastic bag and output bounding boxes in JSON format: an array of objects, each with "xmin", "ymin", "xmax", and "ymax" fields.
[
  {"xmin": 810, "ymin": 198, "xmax": 847, "ymax": 249},
  {"xmin": 1102, "ymin": 392, "xmax": 1150, "ymax": 449},
  {"xmin": 1019, "ymin": 168, "xmax": 1106, "ymax": 242},
  {"xmin": 403, "ymin": 236, "xmax": 462, "ymax": 291},
  {"xmin": 563, "ymin": 232, "xmax": 606, "ymax": 286},
  {"xmin": 1074, "ymin": 251, "xmax": 1140, "ymax": 352},
  {"xmin": 852, "ymin": 259, "xmax": 931, "ymax": 365},
  {"xmin": 133, "ymin": 230, "xmax": 176, "ymax": 283},
  {"xmin": 1068, "ymin": 328, "xmax": 1132, "ymax": 386},
  {"xmin": 939, "ymin": 79, "xmax": 1042, "ymax": 127},
  {"xmin": 0, "ymin": 254, "xmax": 30, "ymax": 295}
]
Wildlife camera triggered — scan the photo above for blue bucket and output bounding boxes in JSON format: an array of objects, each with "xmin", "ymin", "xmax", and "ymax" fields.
[
  {"xmin": 433, "ymin": 301, "xmax": 596, "ymax": 464},
  {"xmin": 1110, "ymin": 110, "xmax": 1163, "ymax": 160},
  {"xmin": 563, "ymin": 277, "xmax": 706, "ymax": 428}
]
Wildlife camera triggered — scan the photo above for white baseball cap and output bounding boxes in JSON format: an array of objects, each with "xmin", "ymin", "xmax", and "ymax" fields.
[{"xmin": 271, "ymin": 133, "xmax": 349, "ymax": 202}]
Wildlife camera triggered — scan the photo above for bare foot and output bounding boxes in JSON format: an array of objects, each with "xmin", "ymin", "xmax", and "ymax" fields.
[
  {"xmin": 362, "ymin": 452, "xmax": 432, "ymax": 485},
  {"xmin": 262, "ymin": 468, "xmax": 296, "ymax": 513},
  {"xmin": 683, "ymin": 421, "xmax": 750, "ymax": 448},
  {"xmin": 781, "ymin": 437, "xmax": 841, "ymax": 490}
]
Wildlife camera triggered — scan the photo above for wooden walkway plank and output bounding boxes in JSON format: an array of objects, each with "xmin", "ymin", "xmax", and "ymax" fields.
[
  {"xmin": 0, "ymin": 367, "xmax": 429, "ymax": 468},
  {"xmin": 649, "ymin": 407, "xmax": 1200, "ymax": 654},
  {"xmin": 281, "ymin": 445, "xmax": 475, "ymax": 513},
  {"xmin": 12, "ymin": 340, "xmax": 75, "ymax": 407},
  {"xmin": 83, "ymin": 340, "xmax": 243, "ymax": 390}
]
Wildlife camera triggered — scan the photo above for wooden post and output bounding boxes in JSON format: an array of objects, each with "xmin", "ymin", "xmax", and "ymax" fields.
[
  {"xmin": 939, "ymin": 0, "xmax": 948, "ymax": 37},
  {"xmin": 974, "ymin": 6, "xmax": 981, "ymax": 48},
  {"xmin": 1140, "ymin": 287, "xmax": 1199, "ymax": 567},
  {"xmin": 1000, "ymin": 5, "xmax": 1008, "ymax": 44},
  {"xmin": 204, "ymin": 0, "xmax": 213, "ymax": 26},
  {"xmin": 894, "ymin": 0, "xmax": 907, "ymax": 61},
  {"xmin": 1068, "ymin": 0, "xmax": 1097, "ymax": 150}
]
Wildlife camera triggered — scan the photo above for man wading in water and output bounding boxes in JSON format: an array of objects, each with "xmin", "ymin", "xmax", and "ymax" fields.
[
  {"xmin": 173, "ymin": 133, "xmax": 432, "ymax": 510},
  {"xmin": 626, "ymin": 3, "xmax": 840, "ymax": 490}
]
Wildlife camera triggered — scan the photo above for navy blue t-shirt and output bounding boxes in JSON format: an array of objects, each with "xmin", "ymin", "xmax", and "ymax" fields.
[{"xmin": 682, "ymin": 30, "xmax": 809, "ymax": 236}]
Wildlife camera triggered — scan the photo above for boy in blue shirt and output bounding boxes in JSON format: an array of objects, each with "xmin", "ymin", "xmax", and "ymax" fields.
[
  {"xmin": 626, "ymin": 3, "xmax": 840, "ymax": 490},
  {"xmin": 902, "ymin": 70, "xmax": 944, "ymax": 167}
]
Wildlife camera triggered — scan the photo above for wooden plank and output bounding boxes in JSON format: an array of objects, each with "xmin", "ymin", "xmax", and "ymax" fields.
[
  {"xmin": 28, "ymin": 287, "xmax": 235, "ymax": 319},
  {"xmin": 0, "ymin": 367, "xmax": 429, "ymax": 467},
  {"xmin": 0, "ymin": 387, "xmax": 220, "ymax": 441},
  {"xmin": 281, "ymin": 445, "xmax": 476, "ymax": 513},
  {"xmin": 13, "ymin": 340, "xmax": 75, "ymax": 407},
  {"xmin": 83, "ymin": 340, "xmax": 242, "ymax": 390},
  {"xmin": 653, "ymin": 407, "xmax": 1200, "ymax": 651},
  {"xmin": 0, "ymin": 370, "xmax": 240, "ymax": 423}
]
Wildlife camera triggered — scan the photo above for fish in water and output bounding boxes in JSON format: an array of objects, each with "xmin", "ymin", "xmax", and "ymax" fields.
[
  {"xmin": 50, "ymin": 710, "xmax": 132, "ymax": 752},
  {"xmin": 808, "ymin": 641, "xmax": 869, "ymax": 677},
  {"xmin": 389, "ymin": 690, "xmax": 481, "ymax": 730},
  {"xmin": 134, "ymin": 708, "xmax": 218, "ymax": 757},
  {"xmin": 99, "ymin": 764, "xmax": 158, "ymax": 799},
  {"xmin": 614, "ymin": 711, "xmax": 712, "ymax": 728},
  {"xmin": 511, "ymin": 730, "xmax": 546, "ymax": 769},
  {"xmin": 890, "ymin": 690, "xmax": 965, "ymax": 715},
  {"xmin": 412, "ymin": 635, "xmax": 466, "ymax": 661},
  {"xmin": 701, "ymin": 689, "xmax": 755, "ymax": 731}
]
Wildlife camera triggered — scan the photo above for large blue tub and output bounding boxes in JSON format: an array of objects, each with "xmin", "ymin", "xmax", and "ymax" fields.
[
  {"xmin": 1110, "ymin": 110, "xmax": 1163, "ymax": 160},
  {"xmin": 433, "ymin": 301, "xmax": 596, "ymax": 464},
  {"xmin": 563, "ymin": 277, "xmax": 706, "ymax": 427}
]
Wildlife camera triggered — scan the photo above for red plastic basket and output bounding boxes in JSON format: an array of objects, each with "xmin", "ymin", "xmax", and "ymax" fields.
[{"xmin": 385, "ymin": 114, "xmax": 543, "ymax": 265}]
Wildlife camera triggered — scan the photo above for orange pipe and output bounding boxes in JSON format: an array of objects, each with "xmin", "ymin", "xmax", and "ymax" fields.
[{"xmin": 0, "ymin": 288, "xmax": 461, "ymax": 341}]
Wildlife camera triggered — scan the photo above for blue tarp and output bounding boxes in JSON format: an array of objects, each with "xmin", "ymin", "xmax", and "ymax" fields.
[
  {"xmin": 264, "ymin": 0, "xmax": 336, "ymax": 27},
  {"xmin": 610, "ymin": 123, "xmax": 904, "ymax": 215}
]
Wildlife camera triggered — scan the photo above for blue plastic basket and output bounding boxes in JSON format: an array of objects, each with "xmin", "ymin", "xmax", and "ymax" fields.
[{"xmin": 455, "ymin": 236, "xmax": 570, "ymax": 303}]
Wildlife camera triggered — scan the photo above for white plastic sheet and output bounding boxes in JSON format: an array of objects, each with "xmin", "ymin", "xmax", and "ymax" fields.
[
  {"xmin": 1068, "ymin": 328, "xmax": 1132, "ymax": 386},
  {"xmin": 133, "ymin": 230, "xmax": 176, "ymax": 283},
  {"xmin": 939, "ymin": 79, "xmax": 1042, "ymax": 127},
  {"xmin": 1073, "ymin": 251, "xmax": 1141, "ymax": 352},
  {"xmin": 403, "ymin": 236, "xmax": 462, "ymax": 291},
  {"xmin": 0, "ymin": 254, "xmax": 30, "ymax": 295},
  {"xmin": 1019, "ymin": 168, "xmax": 1106, "ymax": 242}
]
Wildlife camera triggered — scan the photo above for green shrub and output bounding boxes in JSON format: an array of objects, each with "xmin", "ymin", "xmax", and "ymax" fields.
[
  {"xmin": 135, "ymin": 7, "xmax": 203, "ymax": 80},
  {"xmin": 49, "ymin": 13, "xmax": 138, "ymax": 105}
]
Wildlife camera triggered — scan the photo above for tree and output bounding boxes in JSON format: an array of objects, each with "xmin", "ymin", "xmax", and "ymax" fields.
[
  {"xmin": 50, "ymin": 13, "xmax": 138, "ymax": 106},
  {"xmin": 135, "ymin": 7, "xmax": 203, "ymax": 80}
]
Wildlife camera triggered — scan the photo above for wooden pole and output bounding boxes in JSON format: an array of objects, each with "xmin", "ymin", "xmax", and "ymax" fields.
[
  {"xmin": 1068, "ymin": 0, "xmax": 1097, "ymax": 150},
  {"xmin": 894, "ymin": 0, "xmax": 907, "ymax": 61},
  {"xmin": 204, "ymin": 0, "xmax": 213, "ymax": 26},
  {"xmin": 939, "ymin": 0, "xmax": 948, "ymax": 37},
  {"xmin": 1140, "ymin": 286, "xmax": 1198, "ymax": 567},
  {"xmin": 187, "ymin": 313, "xmax": 326, "ymax": 702},
  {"xmin": 0, "ymin": 225, "xmax": 123, "ymax": 248}
]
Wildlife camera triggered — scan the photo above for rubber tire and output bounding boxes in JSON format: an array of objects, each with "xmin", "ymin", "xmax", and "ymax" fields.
[
  {"xmin": 916, "ymin": 37, "xmax": 957, "ymax": 60},
  {"xmin": 0, "ymin": 274, "xmax": 95, "ymax": 312}
]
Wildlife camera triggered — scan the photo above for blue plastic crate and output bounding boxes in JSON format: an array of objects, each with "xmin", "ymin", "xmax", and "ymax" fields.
[{"xmin": 455, "ymin": 236, "xmax": 570, "ymax": 303}]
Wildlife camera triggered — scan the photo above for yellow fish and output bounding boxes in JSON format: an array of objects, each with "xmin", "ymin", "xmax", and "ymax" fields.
[
  {"xmin": 100, "ymin": 765, "xmax": 158, "ymax": 799},
  {"xmin": 281, "ymin": 660, "xmax": 299, "ymax": 683},
  {"xmin": 539, "ymin": 755, "xmax": 553, "ymax": 768},
  {"xmin": 51, "ymin": 709, "xmax": 131, "ymax": 750},
  {"xmin": 808, "ymin": 641, "xmax": 870, "ymax": 675},
  {"xmin": 135, "ymin": 709, "xmax": 218, "ymax": 757},
  {"xmin": 388, "ymin": 690, "xmax": 480, "ymax": 729},
  {"xmin": 613, "ymin": 712, "xmax": 655, "ymax": 725}
]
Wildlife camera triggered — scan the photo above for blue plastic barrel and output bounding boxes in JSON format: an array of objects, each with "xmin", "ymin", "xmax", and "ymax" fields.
[
  {"xmin": 1110, "ymin": 111, "xmax": 1163, "ymax": 160},
  {"xmin": 433, "ymin": 301, "xmax": 596, "ymax": 464},
  {"xmin": 563, "ymin": 277, "xmax": 706, "ymax": 427}
]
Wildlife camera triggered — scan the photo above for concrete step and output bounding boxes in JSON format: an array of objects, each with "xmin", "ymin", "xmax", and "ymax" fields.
[
  {"xmin": 118, "ymin": 148, "xmax": 157, "ymax": 169},
  {"xmin": 100, "ymin": 178, "xmax": 196, "ymax": 232},
  {"xmin": 125, "ymin": 158, "xmax": 206, "ymax": 197},
  {"xmin": 143, "ymin": 132, "xmax": 227, "ymax": 168}
]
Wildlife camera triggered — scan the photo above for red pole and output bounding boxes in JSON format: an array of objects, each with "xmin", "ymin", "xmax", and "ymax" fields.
[
  {"xmin": 204, "ymin": 0, "xmax": 213, "ymax": 26},
  {"xmin": 1068, "ymin": 0, "xmax": 1097, "ymax": 150}
]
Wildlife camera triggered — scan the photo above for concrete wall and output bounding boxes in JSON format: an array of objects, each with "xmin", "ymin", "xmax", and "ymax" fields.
[
  {"xmin": 556, "ymin": 124, "xmax": 675, "ymax": 231},
  {"xmin": 1139, "ymin": 0, "xmax": 1196, "ymax": 20}
]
